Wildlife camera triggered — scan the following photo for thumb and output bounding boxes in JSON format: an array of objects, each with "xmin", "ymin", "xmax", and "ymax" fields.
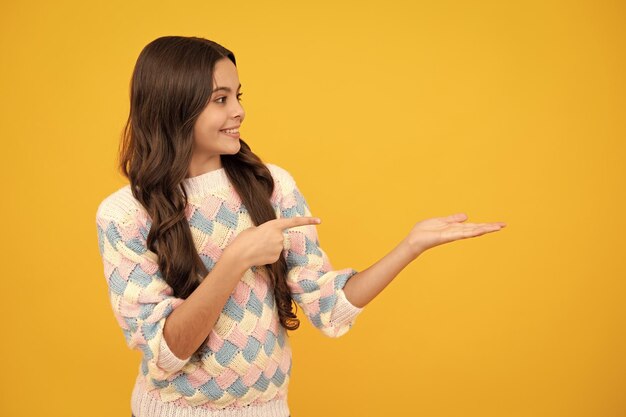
[{"xmin": 445, "ymin": 213, "xmax": 468, "ymax": 222}]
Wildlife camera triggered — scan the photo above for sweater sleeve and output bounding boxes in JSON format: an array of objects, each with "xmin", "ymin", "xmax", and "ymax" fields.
[
  {"xmin": 95, "ymin": 195, "xmax": 192, "ymax": 380},
  {"xmin": 276, "ymin": 168, "xmax": 364, "ymax": 338}
]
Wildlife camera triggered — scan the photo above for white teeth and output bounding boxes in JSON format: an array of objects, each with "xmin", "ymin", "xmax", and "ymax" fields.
[{"xmin": 222, "ymin": 128, "xmax": 239, "ymax": 134}]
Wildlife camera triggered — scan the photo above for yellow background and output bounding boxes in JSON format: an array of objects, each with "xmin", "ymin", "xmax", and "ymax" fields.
[{"xmin": 1, "ymin": 1, "xmax": 625, "ymax": 416}]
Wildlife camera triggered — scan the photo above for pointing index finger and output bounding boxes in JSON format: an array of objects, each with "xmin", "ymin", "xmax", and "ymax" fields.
[{"xmin": 273, "ymin": 216, "xmax": 321, "ymax": 231}]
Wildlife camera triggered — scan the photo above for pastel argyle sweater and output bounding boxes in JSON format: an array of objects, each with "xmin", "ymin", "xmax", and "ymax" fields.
[{"xmin": 95, "ymin": 163, "xmax": 363, "ymax": 417}]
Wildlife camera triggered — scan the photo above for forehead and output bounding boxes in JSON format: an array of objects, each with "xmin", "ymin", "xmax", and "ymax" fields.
[{"xmin": 212, "ymin": 58, "xmax": 240, "ymax": 89}]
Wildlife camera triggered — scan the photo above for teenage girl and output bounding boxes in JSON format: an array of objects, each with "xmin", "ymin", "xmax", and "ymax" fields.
[{"xmin": 95, "ymin": 35, "xmax": 506, "ymax": 417}]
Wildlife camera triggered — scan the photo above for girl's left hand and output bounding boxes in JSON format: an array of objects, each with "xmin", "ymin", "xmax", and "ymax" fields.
[{"xmin": 403, "ymin": 213, "xmax": 507, "ymax": 258}]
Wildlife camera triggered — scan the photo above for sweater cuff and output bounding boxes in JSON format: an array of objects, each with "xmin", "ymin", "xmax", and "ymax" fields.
[
  {"xmin": 330, "ymin": 286, "xmax": 364, "ymax": 326},
  {"xmin": 157, "ymin": 334, "xmax": 191, "ymax": 373}
]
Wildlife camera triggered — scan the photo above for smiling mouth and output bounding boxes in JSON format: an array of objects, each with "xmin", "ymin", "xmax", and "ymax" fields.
[{"xmin": 220, "ymin": 129, "xmax": 240, "ymax": 138}]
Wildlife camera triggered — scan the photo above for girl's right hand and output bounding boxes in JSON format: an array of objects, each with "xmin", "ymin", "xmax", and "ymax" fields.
[{"xmin": 227, "ymin": 216, "xmax": 322, "ymax": 269}]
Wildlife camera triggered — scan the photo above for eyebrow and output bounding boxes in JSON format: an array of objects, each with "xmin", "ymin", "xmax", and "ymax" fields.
[{"xmin": 212, "ymin": 84, "xmax": 242, "ymax": 94}]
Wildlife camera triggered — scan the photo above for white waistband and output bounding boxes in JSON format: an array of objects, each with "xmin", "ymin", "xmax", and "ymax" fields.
[{"xmin": 131, "ymin": 376, "xmax": 291, "ymax": 417}]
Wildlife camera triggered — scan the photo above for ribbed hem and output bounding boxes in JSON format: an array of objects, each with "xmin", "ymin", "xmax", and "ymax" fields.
[
  {"xmin": 157, "ymin": 333, "xmax": 191, "ymax": 373},
  {"xmin": 131, "ymin": 376, "xmax": 290, "ymax": 417},
  {"xmin": 182, "ymin": 167, "xmax": 230, "ymax": 196},
  {"xmin": 330, "ymin": 286, "xmax": 364, "ymax": 326}
]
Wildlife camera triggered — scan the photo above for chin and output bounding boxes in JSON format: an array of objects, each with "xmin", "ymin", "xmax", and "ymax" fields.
[{"xmin": 226, "ymin": 140, "xmax": 242, "ymax": 154}]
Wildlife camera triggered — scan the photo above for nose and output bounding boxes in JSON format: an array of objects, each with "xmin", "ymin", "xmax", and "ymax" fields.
[{"xmin": 232, "ymin": 100, "xmax": 245, "ymax": 122}]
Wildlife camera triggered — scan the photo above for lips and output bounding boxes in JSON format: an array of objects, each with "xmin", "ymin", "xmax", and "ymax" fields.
[{"xmin": 220, "ymin": 128, "xmax": 240, "ymax": 138}]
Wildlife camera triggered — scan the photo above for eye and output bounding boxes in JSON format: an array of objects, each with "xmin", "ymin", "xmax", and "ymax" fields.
[{"xmin": 215, "ymin": 93, "xmax": 244, "ymax": 104}]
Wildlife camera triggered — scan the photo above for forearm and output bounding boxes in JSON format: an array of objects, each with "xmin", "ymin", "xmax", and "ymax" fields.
[
  {"xmin": 342, "ymin": 238, "xmax": 420, "ymax": 308},
  {"xmin": 163, "ymin": 249, "xmax": 249, "ymax": 359}
]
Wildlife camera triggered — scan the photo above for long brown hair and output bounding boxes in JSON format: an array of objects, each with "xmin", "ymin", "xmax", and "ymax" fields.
[{"xmin": 118, "ymin": 36, "xmax": 299, "ymax": 342}]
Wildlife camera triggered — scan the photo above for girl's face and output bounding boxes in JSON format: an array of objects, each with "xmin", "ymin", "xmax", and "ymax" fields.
[{"xmin": 190, "ymin": 57, "xmax": 245, "ymax": 174}]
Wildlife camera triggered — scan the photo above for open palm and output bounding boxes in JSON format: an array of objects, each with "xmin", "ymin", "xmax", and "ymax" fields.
[{"xmin": 405, "ymin": 212, "xmax": 507, "ymax": 256}]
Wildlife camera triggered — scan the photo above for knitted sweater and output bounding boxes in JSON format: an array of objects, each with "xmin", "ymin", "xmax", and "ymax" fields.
[{"xmin": 95, "ymin": 163, "xmax": 364, "ymax": 417}]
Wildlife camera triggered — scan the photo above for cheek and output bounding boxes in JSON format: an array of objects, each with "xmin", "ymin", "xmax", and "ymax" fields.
[{"xmin": 193, "ymin": 117, "xmax": 221, "ymax": 141}]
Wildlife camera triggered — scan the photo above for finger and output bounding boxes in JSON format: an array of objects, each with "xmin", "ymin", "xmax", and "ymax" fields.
[
  {"xmin": 456, "ymin": 220, "xmax": 506, "ymax": 229},
  {"xmin": 469, "ymin": 220, "xmax": 506, "ymax": 228},
  {"xmin": 470, "ymin": 224, "xmax": 504, "ymax": 237},
  {"xmin": 445, "ymin": 224, "xmax": 502, "ymax": 240},
  {"xmin": 468, "ymin": 223, "xmax": 503, "ymax": 232},
  {"xmin": 469, "ymin": 222, "xmax": 493, "ymax": 228},
  {"xmin": 268, "ymin": 216, "xmax": 322, "ymax": 231},
  {"xmin": 445, "ymin": 213, "xmax": 468, "ymax": 223}
]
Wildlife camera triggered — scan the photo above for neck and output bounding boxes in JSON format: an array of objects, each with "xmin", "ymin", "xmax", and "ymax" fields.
[{"xmin": 187, "ymin": 155, "xmax": 223, "ymax": 178}]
